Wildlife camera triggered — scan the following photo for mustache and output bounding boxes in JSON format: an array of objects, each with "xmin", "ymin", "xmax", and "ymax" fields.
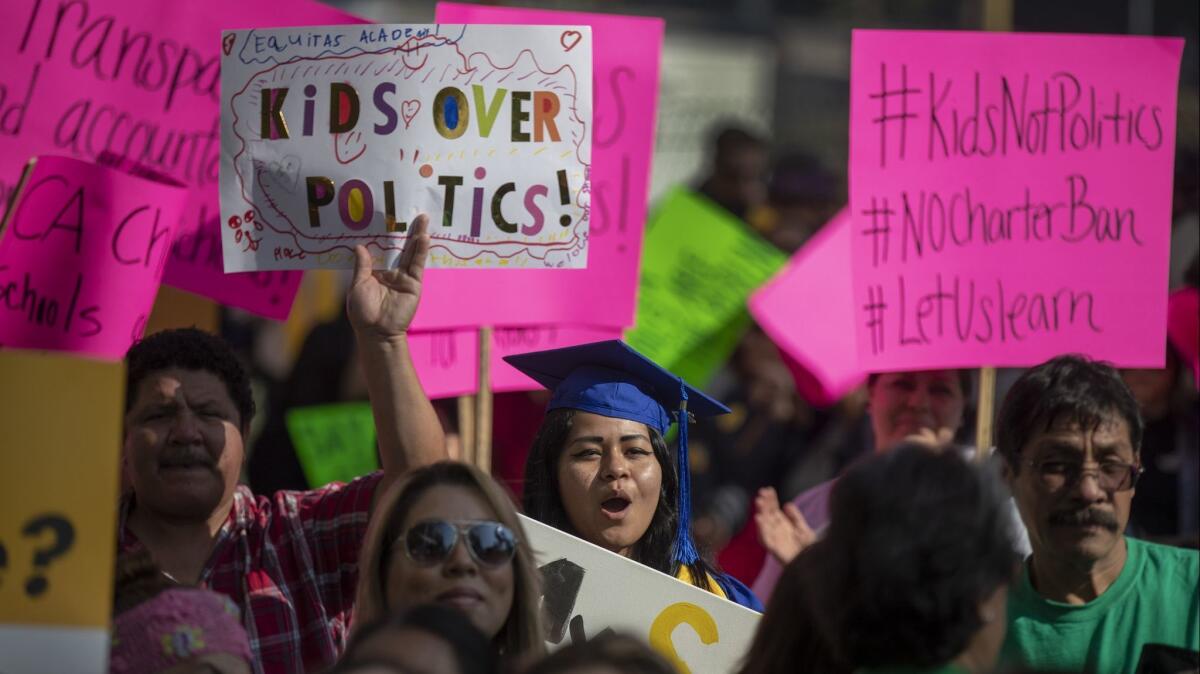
[
  {"xmin": 158, "ymin": 446, "xmax": 216, "ymax": 468},
  {"xmin": 1048, "ymin": 508, "xmax": 1119, "ymax": 531}
]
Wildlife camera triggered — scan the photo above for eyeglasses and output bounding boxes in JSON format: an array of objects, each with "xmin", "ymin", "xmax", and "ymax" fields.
[
  {"xmin": 1024, "ymin": 459, "xmax": 1143, "ymax": 493},
  {"xmin": 398, "ymin": 520, "xmax": 517, "ymax": 568}
]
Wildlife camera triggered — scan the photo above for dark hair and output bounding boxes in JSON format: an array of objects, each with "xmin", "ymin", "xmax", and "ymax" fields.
[
  {"xmin": 524, "ymin": 632, "xmax": 675, "ymax": 674},
  {"xmin": 339, "ymin": 603, "xmax": 497, "ymax": 674},
  {"xmin": 738, "ymin": 553, "xmax": 848, "ymax": 674},
  {"xmin": 712, "ymin": 125, "xmax": 766, "ymax": 158},
  {"xmin": 996, "ymin": 354, "xmax": 1144, "ymax": 473},
  {"xmin": 803, "ymin": 445, "xmax": 1018, "ymax": 668},
  {"xmin": 867, "ymin": 369, "xmax": 973, "ymax": 399},
  {"xmin": 124, "ymin": 328, "xmax": 255, "ymax": 431},
  {"xmin": 112, "ymin": 549, "xmax": 176, "ymax": 615},
  {"xmin": 523, "ymin": 408, "xmax": 717, "ymax": 591},
  {"xmin": 355, "ymin": 461, "xmax": 544, "ymax": 657}
]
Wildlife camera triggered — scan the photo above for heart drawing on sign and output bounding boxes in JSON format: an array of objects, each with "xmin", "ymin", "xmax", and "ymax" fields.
[
  {"xmin": 560, "ymin": 30, "xmax": 582, "ymax": 52},
  {"xmin": 270, "ymin": 155, "xmax": 302, "ymax": 193},
  {"xmin": 222, "ymin": 34, "xmax": 236, "ymax": 56},
  {"xmin": 401, "ymin": 100, "xmax": 421, "ymax": 129}
]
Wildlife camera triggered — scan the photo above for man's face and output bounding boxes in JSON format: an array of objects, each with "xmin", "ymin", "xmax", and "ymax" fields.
[
  {"xmin": 124, "ymin": 368, "xmax": 245, "ymax": 521},
  {"xmin": 1007, "ymin": 414, "xmax": 1138, "ymax": 566}
]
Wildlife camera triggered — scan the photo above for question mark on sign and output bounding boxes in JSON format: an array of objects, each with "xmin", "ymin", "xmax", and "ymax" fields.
[
  {"xmin": 648, "ymin": 602, "xmax": 719, "ymax": 674},
  {"xmin": 22, "ymin": 514, "xmax": 75, "ymax": 598}
]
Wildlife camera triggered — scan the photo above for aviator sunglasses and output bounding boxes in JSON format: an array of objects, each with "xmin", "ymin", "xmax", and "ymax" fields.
[{"xmin": 398, "ymin": 519, "xmax": 517, "ymax": 567}]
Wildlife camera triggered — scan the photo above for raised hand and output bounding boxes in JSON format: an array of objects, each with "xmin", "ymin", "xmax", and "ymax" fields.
[
  {"xmin": 903, "ymin": 426, "xmax": 956, "ymax": 451},
  {"xmin": 754, "ymin": 486, "xmax": 816, "ymax": 565},
  {"xmin": 347, "ymin": 214, "xmax": 431, "ymax": 340}
]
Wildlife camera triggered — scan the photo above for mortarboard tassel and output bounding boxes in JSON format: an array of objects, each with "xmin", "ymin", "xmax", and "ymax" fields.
[{"xmin": 672, "ymin": 380, "xmax": 700, "ymax": 566}]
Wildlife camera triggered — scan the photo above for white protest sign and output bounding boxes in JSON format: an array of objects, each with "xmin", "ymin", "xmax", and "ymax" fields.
[
  {"xmin": 521, "ymin": 515, "xmax": 759, "ymax": 673},
  {"xmin": 220, "ymin": 25, "xmax": 592, "ymax": 271}
]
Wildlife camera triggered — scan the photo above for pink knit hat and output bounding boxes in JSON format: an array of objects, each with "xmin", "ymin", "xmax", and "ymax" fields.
[{"xmin": 110, "ymin": 588, "xmax": 252, "ymax": 674}]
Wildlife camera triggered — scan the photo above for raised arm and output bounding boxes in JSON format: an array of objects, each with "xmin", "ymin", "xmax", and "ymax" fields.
[{"xmin": 346, "ymin": 215, "xmax": 447, "ymax": 490}]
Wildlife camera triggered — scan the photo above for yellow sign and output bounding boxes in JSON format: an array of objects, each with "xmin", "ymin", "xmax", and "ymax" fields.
[{"xmin": 0, "ymin": 351, "xmax": 124, "ymax": 627}]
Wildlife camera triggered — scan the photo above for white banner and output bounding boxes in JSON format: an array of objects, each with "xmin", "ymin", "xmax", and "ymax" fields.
[
  {"xmin": 220, "ymin": 24, "xmax": 592, "ymax": 271},
  {"xmin": 522, "ymin": 515, "xmax": 759, "ymax": 674}
]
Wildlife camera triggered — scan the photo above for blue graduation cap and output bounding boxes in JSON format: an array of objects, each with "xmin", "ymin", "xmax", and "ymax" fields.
[{"xmin": 503, "ymin": 340, "xmax": 730, "ymax": 566}]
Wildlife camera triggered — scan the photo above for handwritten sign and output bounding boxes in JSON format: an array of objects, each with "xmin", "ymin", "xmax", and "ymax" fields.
[
  {"xmin": 285, "ymin": 402, "xmax": 379, "ymax": 488},
  {"xmin": 166, "ymin": 195, "xmax": 302, "ymax": 320},
  {"xmin": 522, "ymin": 514, "xmax": 758, "ymax": 673},
  {"xmin": 218, "ymin": 24, "xmax": 592, "ymax": 272},
  {"xmin": 0, "ymin": 0, "xmax": 364, "ymax": 319},
  {"xmin": 0, "ymin": 351, "xmax": 124, "ymax": 674},
  {"xmin": 750, "ymin": 211, "xmax": 867, "ymax": 406},
  {"xmin": 626, "ymin": 189, "xmax": 786, "ymax": 372},
  {"xmin": 407, "ymin": 325, "xmax": 623, "ymax": 399},
  {"xmin": 0, "ymin": 156, "xmax": 186, "ymax": 360},
  {"xmin": 401, "ymin": 4, "xmax": 662, "ymax": 330},
  {"xmin": 850, "ymin": 31, "xmax": 1183, "ymax": 370}
]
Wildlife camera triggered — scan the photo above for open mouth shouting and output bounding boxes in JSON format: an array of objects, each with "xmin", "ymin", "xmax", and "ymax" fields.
[{"xmin": 600, "ymin": 492, "xmax": 633, "ymax": 520}]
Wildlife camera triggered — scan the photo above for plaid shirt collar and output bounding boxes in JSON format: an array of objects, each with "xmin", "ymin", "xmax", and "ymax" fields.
[{"xmin": 117, "ymin": 487, "xmax": 249, "ymax": 584}]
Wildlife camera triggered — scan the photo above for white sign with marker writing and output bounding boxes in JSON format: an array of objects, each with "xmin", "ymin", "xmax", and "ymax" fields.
[{"xmin": 521, "ymin": 515, "xmax": 759, "ymax": 673}]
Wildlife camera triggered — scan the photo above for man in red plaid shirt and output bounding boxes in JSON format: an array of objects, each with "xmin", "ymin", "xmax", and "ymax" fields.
[{"xmin": 118, "ymin": 218, "xmax": 443, "ymax": 673}]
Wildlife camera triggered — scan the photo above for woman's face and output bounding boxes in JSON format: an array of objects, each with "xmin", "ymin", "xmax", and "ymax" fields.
[
  {"xmin": 384, "ymin": 485, "xmax": 514, "ymax": 640},
  {"xmin": 557, "ymin": 412, "xmax": 663, "ymax": 557},
  {"xmin": 869, "ymin": 370, "xmax": 966, "ymax": 451}
]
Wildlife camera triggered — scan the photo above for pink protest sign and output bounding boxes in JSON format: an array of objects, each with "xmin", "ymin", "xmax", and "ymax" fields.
[
  {"xmin": 850, "ymin": 31, "xmax": 1183, "ymax": 370},
  {"xmin": 0, "ymin": 0, "xmax": 363, "ymax": 320},
  {"xmin": 408, "ymin": 324, "xmax": 623, "ymax": 399},
  {"xmin": 491, "ymin": 325, "xmax": 623, "ymax": 392},
  {"xmin": 750, "ymin": 211, "xmax": 866, "ymax": 406},
  {"xmin": 0, "ymin": 155, "xmax": 187, "ymax": 359},
  {"xmin": 418, "ymin": 3, "xmax": 663, "ymax": 330},
  {"xmin": 408, "ymin": 329, "xmax": 477, "ymax": 400}
]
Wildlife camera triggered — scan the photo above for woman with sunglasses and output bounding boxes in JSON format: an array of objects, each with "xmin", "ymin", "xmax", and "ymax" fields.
[
  {"xmin": 352, "ymin": 461, "xmax": 545, "ymax": 659},
  {"xmin": 505, "ymin": 341, "xmax": 763, "ymax": 610}
]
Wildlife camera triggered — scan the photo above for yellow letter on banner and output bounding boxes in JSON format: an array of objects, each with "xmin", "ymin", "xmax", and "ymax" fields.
[{"xmin": 648, "ymin": 602, "xmax": 719, "ymax": 673}]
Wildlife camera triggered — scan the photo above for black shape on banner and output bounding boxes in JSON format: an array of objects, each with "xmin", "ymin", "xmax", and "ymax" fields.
[
  {"xmin": 539, "ymin": 557, "xmax": 585, "ymax": 644},
  {"xmin": 22, "ymin": 514, "xmax": 75, "ymax": 598}
]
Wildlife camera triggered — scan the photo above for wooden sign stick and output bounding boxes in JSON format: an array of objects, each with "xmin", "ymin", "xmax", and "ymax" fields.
[
  {"xmin": 475, "ymin": 326, "xmax": 494, "ymax": 474},
  {"xmin": 457, "ymin": 394, "xmax": 476, "ymax": 465},
  {"xmin": 975, "ymin": 366, "xmax": 997, "ymax": 462}
]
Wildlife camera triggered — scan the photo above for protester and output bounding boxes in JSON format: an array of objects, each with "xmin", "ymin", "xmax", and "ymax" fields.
[
  {"xmin": 694, "ymin": 125, "xmax": 770, "ymax": 222},
  {"xmin": 522, "ymin": 633, "xmax": 676, "ymax": 674},
  {"xmin": 506, "ymin": 340, "xmax": 763, "ymax": 609},
  {"xmin": 688, "ymin": 326, "xmax": 817, "ymax": 566},
  {"xmin": 997, "ymin": 355, "xmax": 1200, "ymax": 671},
  {"xmin": 111, "ymin": 552, "xmax": 253, "ymax": 674},
  {"xmin": 336, "ymin": 603, "xmax": 497, "ymax": 674},
  {"xmin": 758, "ymin": 152, "xmax": 840, "ymax": 253},
  {"xmin": 352, "ymin": 461, "xmax": 544, "ymax": 659},
  {"xmin": 752, "ymin": 369, "xmax": 1003, "ymax": 599},
  {"xmin": 741, "ymin": 444, "xmax": 1019, "ymax": 674},
  {"xmin": 1120, "ymin": 342, "xmax": 1200, "ymax": 540},
  {"xmin": 118, "ymin": 217, "xmax": 445, "ymax": 672}
]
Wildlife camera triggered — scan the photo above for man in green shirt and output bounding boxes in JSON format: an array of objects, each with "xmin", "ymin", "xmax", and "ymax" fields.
[{"xmin": 996, "ymin": 355, "xmax": 1199, "ymax": 673}]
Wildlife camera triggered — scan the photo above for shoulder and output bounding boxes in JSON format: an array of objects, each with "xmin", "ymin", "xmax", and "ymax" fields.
[
  {"xmin": 792, "ymin": 478, "xmax": 837, "ymax": 527},
  {"xmin": 1132, "ymin": 538, "xmax": 1200, "ymax": 590},
  {"xmin": 713, "ymin": 572, "xmax": 764, "ymax": 612},
  {"xmin": 793, "ymin": 478, "xmax": 836, "ymax": 506},
  {"xmin": 241, "ymin": 472, "xmax": 383, "ymax": 529}
]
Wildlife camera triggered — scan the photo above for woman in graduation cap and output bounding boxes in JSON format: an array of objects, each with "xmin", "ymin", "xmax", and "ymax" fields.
[{"xmin": 504, "ymin": 341, "xmax": 764, "ymax": 611}]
